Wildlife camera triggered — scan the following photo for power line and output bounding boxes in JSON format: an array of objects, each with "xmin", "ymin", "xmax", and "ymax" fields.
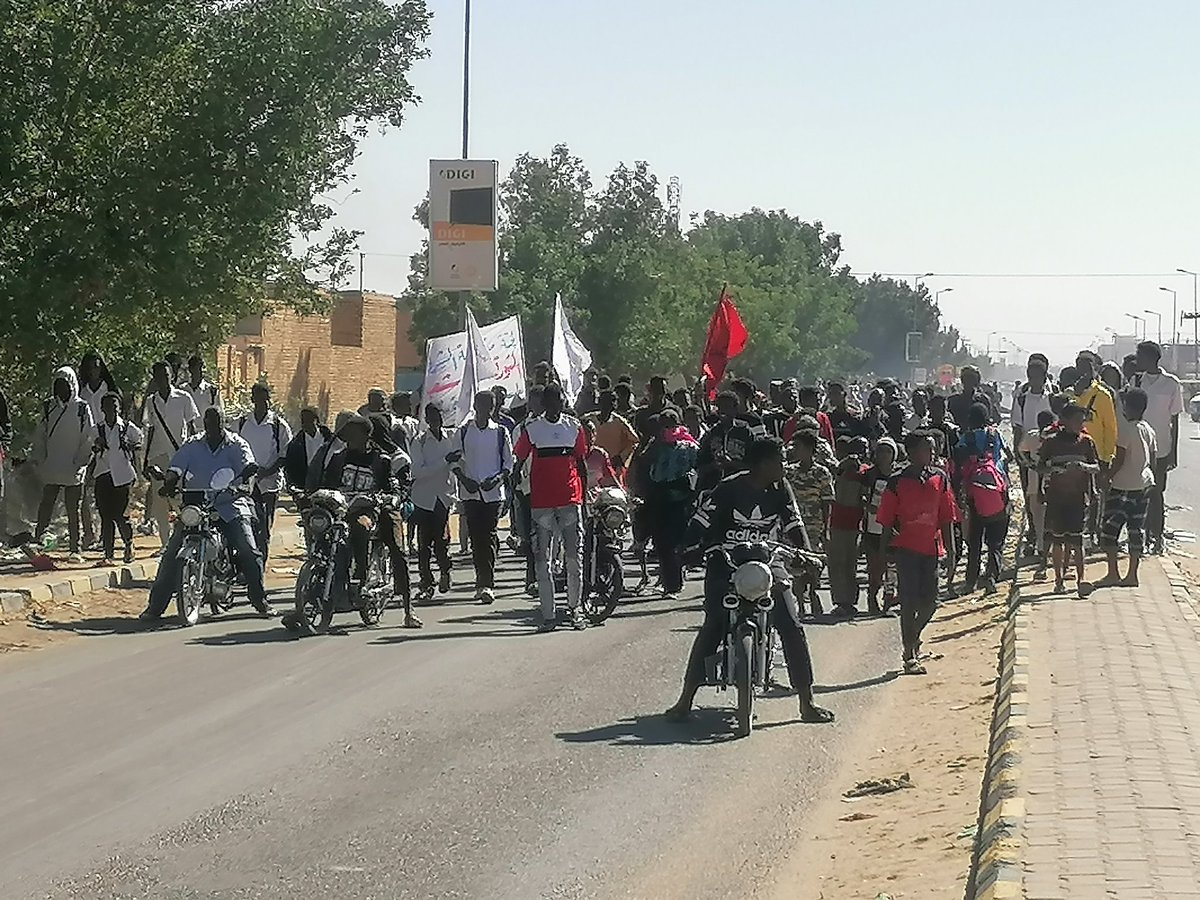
[{"xmin": 854, "ymin": 271, "xmax": 1185, "ymax": 279}]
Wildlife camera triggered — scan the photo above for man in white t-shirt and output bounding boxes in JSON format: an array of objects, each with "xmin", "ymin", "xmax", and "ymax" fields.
[
  {"xmin": 450, "ymin": 391, "xmax": 514, "ymax": 604},
  {"xmin": 142, "ymin": 361, "xmax": 200, "ymax": 549},
  {"xmin": 1100, "ymin": 388, "xmax": 1158, "ymax": 586},
  {"xmin": 235, "ymin": 383, "xmax": 293, "ymax": 561},
  {"xmin": 184, "ymin": 355, "xmax": 223, "ymax": 417},
  {"xmin": 92, "ymin": 393, "xmax": 142, "ymax": 564},
  {"xmin": 1132, "ymin": 341, "xmax": 1185, "ymax": 554}
]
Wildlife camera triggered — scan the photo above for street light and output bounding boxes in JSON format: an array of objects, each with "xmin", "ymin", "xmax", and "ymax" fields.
[
  {"xmin": 985, "ymin": 331, "xmax": 999, "ymax": 357},
  {"xmin": 1126, "ymin": 313, "xmax": 1145, "ymax": 341},
  {"xmin": 1159, "ymin": 287, "xmax": 1178, "ymax": 347},
  {"xmin": 1143, "ymin": 309, "xmax": 1163, "ymax": 344},
  {"xmin": 935, "ymin": 287, "xmax": 954, "ymax": 309},
  {"xmin": 1177, "ymin": 268, "xmax": 1197, "ymax": 376}
]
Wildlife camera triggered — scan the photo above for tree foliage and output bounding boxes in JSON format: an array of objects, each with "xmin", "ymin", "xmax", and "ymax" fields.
[
  {"xmin": 404, "ymin": 145, "xmax": 983, "ymax": 385},
  {"xmin": 0, "ymin": 0, "xmax": 431, "ymax": 422}
]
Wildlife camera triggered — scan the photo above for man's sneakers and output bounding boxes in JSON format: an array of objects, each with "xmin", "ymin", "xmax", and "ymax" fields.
[
  {"xmin": 536, "ymin": 618, "xmax": 557, "ymax": 633},
  {"xmin": 438, "ymin": 570, "xmax": 452, "ymax": 595},
  {"xmin": 123, "ymin": 545, "xmax": 135, "ymax": 565},
  {"xmin": 478, "ymin": 587, "xmax": 495, "ymax": 605},
  {"xmin": 570, "ymin": 607, "xmax": 588, "ymax": 631},
  {"xmin": 252, "ymin": 601, "xmax": 277, "ymax": 618}
]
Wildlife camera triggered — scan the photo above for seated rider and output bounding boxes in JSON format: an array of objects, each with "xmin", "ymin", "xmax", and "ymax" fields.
[
  {"xmin": 140, "ymin": 407, "xmax": 274, "ymax": 621},
  {"xmin": 665, "ymin": 437, "xmax": 835, "ymax": 724},
  {"xmin": 309, "ymin": 413, "xmax": 419, "ymax": 628}
]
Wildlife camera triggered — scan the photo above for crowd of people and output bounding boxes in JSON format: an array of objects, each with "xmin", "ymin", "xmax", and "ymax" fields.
[{"xmin": 0, "ymin": 338, "xmax": 1187, "ymax": 722}]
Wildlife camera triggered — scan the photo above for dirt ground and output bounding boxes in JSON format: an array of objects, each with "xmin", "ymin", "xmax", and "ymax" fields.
[{"xmin": 768, "ymin": 585, "xmax": 1008, "ymax": 900}]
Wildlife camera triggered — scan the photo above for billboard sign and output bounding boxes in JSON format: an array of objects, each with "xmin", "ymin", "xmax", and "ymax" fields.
[{"xmin": 428, "ymin": 159, "xmax": 499, "ymax": 292}]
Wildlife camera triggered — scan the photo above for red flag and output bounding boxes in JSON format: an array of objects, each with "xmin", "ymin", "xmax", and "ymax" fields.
[{"xmin": 700, "ymin": 288, "xmax": 748, "ymax": 398}]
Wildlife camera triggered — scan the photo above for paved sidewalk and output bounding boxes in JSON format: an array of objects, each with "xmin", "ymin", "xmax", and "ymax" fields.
[{"xmin": 1022, "ymin": 557, "xmax": 1200, "ymax": 898}]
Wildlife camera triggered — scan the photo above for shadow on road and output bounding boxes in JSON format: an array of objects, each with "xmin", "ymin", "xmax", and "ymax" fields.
[
  {"xmin": 27, "ymin": 613, "xmax": 144, "ymax": 637},
  {"xmin": 814, "ymin": 670, "xmax": 901, "ymax": 694},
  {"xmin": 556, "ymin": 708, "xmax": 742, "ymax": 747},
  {"xmin": 188, "ymin": 626, "xmax": 304, "ymax": 647}
]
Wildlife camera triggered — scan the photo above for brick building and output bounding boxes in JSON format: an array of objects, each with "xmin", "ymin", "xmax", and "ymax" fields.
[{"xmin": 221, "ymin": 290, "xmax": 421, "ymax": 422}]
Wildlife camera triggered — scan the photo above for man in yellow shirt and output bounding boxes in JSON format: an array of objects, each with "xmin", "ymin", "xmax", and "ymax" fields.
[
  {"xmin": 586, "ymin": 390, "xmax": 639, "ymax": 480},
  {"xmin": 1073, "ymin": 357, "xmax": 1118, "ymax": 464}
]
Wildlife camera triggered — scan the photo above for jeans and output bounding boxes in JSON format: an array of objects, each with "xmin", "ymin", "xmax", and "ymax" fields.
[
  {"xmin": 146, "ymin": 516, "xmax": 266, "ymax": 618},
  {"xmin": 462, "ymin": 499, "xmax": 500, "ymax": 590},
  {"xmin": 678, "ymin": 559, "xmax": 816, "ymax": 703},
  {"xmin": 1147, "ymin": 459, "xmax": 1170, "ymax": 550},
  {"xmin": 94, "ymin": 473, "xmax": 133, "ymax": 558},
  {"xmin": 412, "ymin": 501, "xmax": 451, "ymax": 590},
  {"xmin": 251, "ymin": 486, "xmax": 278, "ymax": 562},
  {"xmin": 827, "ymin": 528, "xmax": 860, "ymax": 609},
  {"xmin": 514, "ymin": 490, "xmax": 535, "ymax": 585},
  {"xmin": 895, "ymin": 549, "xmax": 939, "ymax": 660},
  {"xmin": 533, "ymin": 504, "xmax": 583, "ymax": 621},
  {"xmin": 965, "ymin": 508, "xmax": 1009, "ymax": 588},
  {"xmin": 36, "ymin": 482, "xmax": 82, "ymax": 553}
]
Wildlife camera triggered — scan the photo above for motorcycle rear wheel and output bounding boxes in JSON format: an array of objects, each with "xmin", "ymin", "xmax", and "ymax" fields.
[
  {"xmin": 176, "ymin": 558, "xmax": 203, "ymax": 627},
  {"xmin": 295, "ymin": 561, "xmax": 333, "ymax": 636},
  {"xmin": 582, "ymin": 550, "xmax": 624, "ymax": 625},
  {"xmin": 735, "ymin": 630, "xmax": 755, "ymax": 738}
]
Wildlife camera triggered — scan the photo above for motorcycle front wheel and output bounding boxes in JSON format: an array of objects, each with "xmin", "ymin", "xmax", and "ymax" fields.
[
  {"xmin": 735, "ymin": 630, "xmax": 755, "ymax": 738},
  {"xmin": 294, "ymin": 561, "xmax": 334, "ymax": 636},
  {"xmin": 176, "ymin": 556, "xmax": 203, "ymax": 627},
  {"xmin": 582, "ymin": 548, "xmax": 624, "ymax": 625}
]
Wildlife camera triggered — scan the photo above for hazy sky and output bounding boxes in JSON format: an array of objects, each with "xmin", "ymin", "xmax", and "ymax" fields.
[{"xmin": 333, "ymin": 0, "xmax": 1200, "ymax": 368}]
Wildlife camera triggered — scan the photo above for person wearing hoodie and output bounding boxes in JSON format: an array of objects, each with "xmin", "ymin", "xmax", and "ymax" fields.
[
  {"xmin": 33, "ymin": 366, "xmax": 96, "ymax": 560},
  {"xmin": 77, "ymin": 352, "xmax": 120, "ymax": 551}
]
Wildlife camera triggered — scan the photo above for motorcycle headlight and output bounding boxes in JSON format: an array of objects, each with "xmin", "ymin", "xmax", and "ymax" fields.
[
  {"xmin": 307, "ymin": 511, "xmax": 332, "ymax": 536},
  {"xmin": 179, "ymin": 506, "xmax": 204, "ymax": 528},
  {"xmin": 732, "ymin": 561, "xmax": 773, "ymax": 601},
  {"xmin": 601, "ymin": 506, "xmax": 629, "ymax": 531}
]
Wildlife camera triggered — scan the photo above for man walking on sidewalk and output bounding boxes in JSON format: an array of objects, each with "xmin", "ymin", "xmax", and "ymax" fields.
[
  {"xmin": 515, "ymin": 383, "xmax": 590, "ymax": 632},
  {"xmin": 1131, "ymin": 340, "xmax": 1184, "ymax": 555},
  {"xmin": 409, "ymin": 403, "xmax": 456, "ymax": 602},
  {"xmin": 142, "ymin": 361, "xmax": 199, "ymax": 550},
  {"xmin": 451, "ymin": 391, "xmax": 513, "ymax": 605},
  {"xmin": 1098, "ymin": 387, "xmax": 1157, "ymax": 588},
  {"xmin": 235, "ymin": 383, "xmax": 292, "ymax": 562},
  {"xmin": 876, "ymin": 431, "xmax": 959, "ymax": 675},
  {"xmin": 1040, "ymin": 403, "xmax": 1101, "ymax": 597}
]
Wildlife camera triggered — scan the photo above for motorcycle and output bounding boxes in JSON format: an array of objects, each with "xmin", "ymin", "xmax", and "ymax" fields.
[
  {"xmin": 580, "ymin": 486, "xmax": 632, "ymax": 625},
  {"xmin": 155, "ymin": 465, "xmax": 241, "ymax": 627},
  {"xmin": 704, "ymin": 541, "xmax": 813, "ymax": 738},
  {"xmin": 287, "ymin": 490, "xmax": 393, "ymax": 635}
]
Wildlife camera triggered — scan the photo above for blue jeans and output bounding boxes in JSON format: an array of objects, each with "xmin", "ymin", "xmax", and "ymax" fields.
[{"xmin": 146, "ymin": 516, "xmax": 266, "ymax": 618}]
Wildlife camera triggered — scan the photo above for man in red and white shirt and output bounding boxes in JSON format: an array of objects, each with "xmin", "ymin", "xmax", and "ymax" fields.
[{"xmin": 514, "ymin": 383, "xmax": 589, "ymax": 632}]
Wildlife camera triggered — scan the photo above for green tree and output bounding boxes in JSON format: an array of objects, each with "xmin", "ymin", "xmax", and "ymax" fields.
[{"xmin": 0, "ymin": 0, "xmax": 431, "ymax": 427}]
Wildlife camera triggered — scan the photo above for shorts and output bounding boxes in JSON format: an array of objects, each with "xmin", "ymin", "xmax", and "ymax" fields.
[
  {"xmin": 1045, "ymin": 498, "xmax": 1086, "ymax": 540},
  {"xmin": 1102, "ymin": 488, "xmax": 1150, "ymax": 554}
]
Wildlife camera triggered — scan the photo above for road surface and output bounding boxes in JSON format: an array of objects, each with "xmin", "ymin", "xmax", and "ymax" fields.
[
  {"xmin": 0, "ymin": 555, "xmax": 903, "ymax": 899},
  {"xmin": 1167, "ymin": 413, "xmax": 1200, "ymax": 550}
]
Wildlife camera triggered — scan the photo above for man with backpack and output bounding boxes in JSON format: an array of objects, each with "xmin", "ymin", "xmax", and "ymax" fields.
[
  {"xmin": 954, "ymin": 403, "xmax": 1012, "ymax": 595},
  {"xmin": 1012, "ymin": 355, "xmax": 1054, "ymax": 556},
  {"xmin": 32, "ymin": 366, "xmax": 97, "ymax": 561},
  {"xmin": 450, "ymin": 391, "xmax": 514, "ymax": 606},
  {"xmin": 92, "ymin": 393, "xmax": 142, "ymax": 565},
  {"xmin": 184, "ymin": 355, "xmax": 223, "ymax": 417},
  {"xmin": 643, "ymin": 409, "xmax": 699, "ymax": 600},
  {"xmin": 142, "ymin": 361, "xmax": 200, "ymax": 551},
  {"xmin": 235, "ymin": 383, "xmax": 293, "ymax": 562}
]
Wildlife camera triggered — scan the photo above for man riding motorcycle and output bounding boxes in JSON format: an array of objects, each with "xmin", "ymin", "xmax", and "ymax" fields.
[
  {"xmin": 139, "ymin": 407, "xmax": 274, "ymax": 622},
  {"xmin": 664, "ymin": 436, "xmax": 835, "ymax": 724},
  {"xmin": 308, "ymin": 413, "xmax": 419, "ymax": 628}
]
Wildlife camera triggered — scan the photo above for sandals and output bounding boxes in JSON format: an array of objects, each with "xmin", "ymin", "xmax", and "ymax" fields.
[
  {"xmin": 903, "ymin": 659, "xmax": 928, "ymax": 676},
  {"xmin": 799, "ymin": 704, "xmax": 836, "ymax": 724}
]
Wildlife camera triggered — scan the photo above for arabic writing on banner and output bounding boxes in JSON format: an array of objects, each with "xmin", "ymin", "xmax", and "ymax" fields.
[{"xmin": 422, "ymin": 315, "xmax": 527, "ymax": 420}]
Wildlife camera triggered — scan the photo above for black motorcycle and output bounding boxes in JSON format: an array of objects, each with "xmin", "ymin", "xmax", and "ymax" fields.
[
  {"xmin": 580, "ymin": 487, "xmax": 631, "ymax": 625},
  {"xmin": 286, "ymin": 490, "xmax": 393, "ymax": 635}
]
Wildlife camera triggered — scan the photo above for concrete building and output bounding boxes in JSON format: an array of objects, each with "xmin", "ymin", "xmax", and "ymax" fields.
[{"xmin": 220, "ymin": 290, "xmax": 422, "ymax": 422}]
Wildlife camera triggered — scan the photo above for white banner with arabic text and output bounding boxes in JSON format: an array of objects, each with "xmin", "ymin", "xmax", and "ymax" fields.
[{"xmin": 422, "ymin": 315, "xmax": 527, "ymax": 423}]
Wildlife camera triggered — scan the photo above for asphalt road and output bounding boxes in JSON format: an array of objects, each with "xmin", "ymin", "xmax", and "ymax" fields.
[
  {"xmin": 1167, "ymin": 413, "xmax": 1200, "ymax": 547},
  {"xmin": 0, "ymin": 551, "xmax": 903, "ymax": 900}
]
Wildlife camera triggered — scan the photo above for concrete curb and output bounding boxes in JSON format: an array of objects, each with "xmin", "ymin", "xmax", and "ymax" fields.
[
  {"xmin": 967, "ymin": 580, "xmax": 1029, "ymax": 900},
  {"xmin": 0, "ymin": 559, "xmax": 161, "ymax": 614}
]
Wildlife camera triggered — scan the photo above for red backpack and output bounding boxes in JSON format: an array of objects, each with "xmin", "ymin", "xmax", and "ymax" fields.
[{"xmin": 959, "ymin": 432, "xmax": 1008, "ymax": 518}]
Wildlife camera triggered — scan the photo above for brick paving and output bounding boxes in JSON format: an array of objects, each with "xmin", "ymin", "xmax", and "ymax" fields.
[{"xmin": 1023, "ymin": 557, "xmax": 1200, "ymax": 898}]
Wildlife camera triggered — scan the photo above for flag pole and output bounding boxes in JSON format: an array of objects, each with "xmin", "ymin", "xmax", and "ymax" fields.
[{"xmin": 698, "ymin": 283, "xmax": 728, "ymax": 413}]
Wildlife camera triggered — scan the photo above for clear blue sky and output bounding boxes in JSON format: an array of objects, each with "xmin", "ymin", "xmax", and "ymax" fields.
[{"xmin": 333, "ymin": 0, "xmax": 1200, "ymax": 369}]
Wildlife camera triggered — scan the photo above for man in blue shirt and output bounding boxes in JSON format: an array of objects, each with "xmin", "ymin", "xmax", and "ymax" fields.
[{"xmin": 140, "ymin": 407, "xmax": 275, "ymax": 621}]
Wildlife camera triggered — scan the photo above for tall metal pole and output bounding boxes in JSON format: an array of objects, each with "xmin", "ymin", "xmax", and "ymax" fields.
[
  {"xmin": 1179, "ymin": 269, "xmax": 1198, "ymax": 378},
  {"xmin": 461, "ymin": 0, "xmax": 471, "ymax": 159}
]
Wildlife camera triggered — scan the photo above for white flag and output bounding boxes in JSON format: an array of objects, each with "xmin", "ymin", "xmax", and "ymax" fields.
[
  {"xmin": 552, "ymin": 293, "xmax": 593, "ymax": 406},
  {"xmin": 458, "ymin": 306, "xmax": 500, "ymax": 423}
]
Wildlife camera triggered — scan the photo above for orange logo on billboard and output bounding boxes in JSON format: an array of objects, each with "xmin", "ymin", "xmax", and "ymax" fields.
[{"xmin": 433, "ymin": 222, "xmax": 493, "ymax": 242}]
